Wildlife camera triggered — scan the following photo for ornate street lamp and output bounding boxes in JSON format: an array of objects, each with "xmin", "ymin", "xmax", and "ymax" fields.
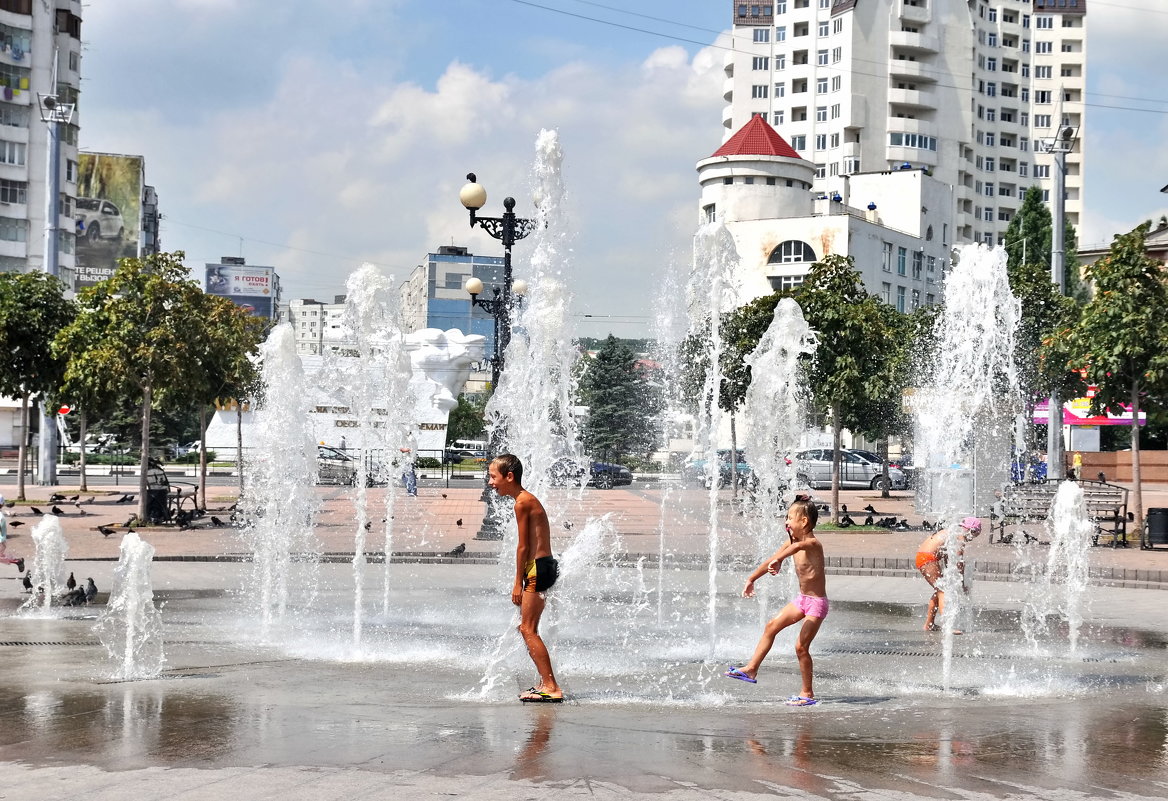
[{"xmin": 459, "ymin": 173, "xmax": 535, "ymax": 539}]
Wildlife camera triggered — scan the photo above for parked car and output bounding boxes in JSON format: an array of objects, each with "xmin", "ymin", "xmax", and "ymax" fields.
[
  {"xmin": 75, "ymin": 197, "xmax": 126, "ymax": 242},
  {"xmin": 793, "ymin": 448, "xmax": 906, "ymax": 491},
  {"xmin": 318, "ymin": 445, "xmax": 358, "ymax": 485},
  {"xmin": 682, "ymin": 449, "xmax": 755, "ymax": 489},
  {"xmin": 547, "ymin": 457, "xmax": 632, "ymax": 489},
  {"xmin": 850, "ymin": 448, "xmax": 911, "ymax": 470},
  {"xmin": 443, "ymin": 448, "xmax": 485, "ymax": 464}
]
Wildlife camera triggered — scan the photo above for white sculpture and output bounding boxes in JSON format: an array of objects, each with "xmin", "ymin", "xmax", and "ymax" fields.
[{"xmin": 402, "ymin": 328, "xmax": 486, "ymax": 413}]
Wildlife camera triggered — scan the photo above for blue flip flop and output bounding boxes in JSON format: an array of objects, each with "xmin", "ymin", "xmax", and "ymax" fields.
[
  {"xmin": 724, "ymin": 666, "xmax": 757, "ymax": 684},
  {"xmin": 785, "ymin": 695, "xmax": 818, "ymax": 706}
]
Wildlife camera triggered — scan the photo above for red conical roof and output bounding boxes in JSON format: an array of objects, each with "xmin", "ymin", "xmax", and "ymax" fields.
[{"xmin": 710, "ymin": 116, "xmax": 801, "ymax": 159}]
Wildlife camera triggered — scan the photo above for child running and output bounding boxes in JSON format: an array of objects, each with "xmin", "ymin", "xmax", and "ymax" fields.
[
  {"xmin": 724, "ymin": 495, "xmax": 827, "ymax": 706},
  {"xmin": 915, "ymin": 516, "xmax": 981, "ymax": 633},
  {"xmin": 487, "ymin": 453, "xmax": 563, "ymax": 703}
]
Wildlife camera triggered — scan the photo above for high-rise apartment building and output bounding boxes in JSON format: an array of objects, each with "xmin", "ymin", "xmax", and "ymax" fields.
[
  {"xmin": 723, "ymin": 0, "xmax": 1086, "ymax": 247},
  {"xmin": 0, "ymin": 0, "xmax": 82, "ymax": 281}
]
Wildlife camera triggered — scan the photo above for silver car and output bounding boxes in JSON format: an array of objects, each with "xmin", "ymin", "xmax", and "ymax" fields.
[{"xmin": 794, "ymin": 449, "xmax": 906, "ymax": 491}]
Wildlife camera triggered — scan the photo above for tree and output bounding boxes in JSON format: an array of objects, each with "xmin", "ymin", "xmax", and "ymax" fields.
[
  {"xmin": 56, "ymin": 252, "xmax": 211, "ymax": 522},
  {"xmin": 1065, "ymin": 222, "xmax": 1168, "ymax": 530},
  {"xmin": 447, "ymin": 393, "xmax": 487, "ymax": 443},
  {"xmin": 1004, "ymin": 187, "xmax": 1053, "ymax": 278},
  {"xmin": 577, "ymin": 334, "xmax": 661, "ymax": 462},
  {"xmin": 0, "ymin": 272, "xmax": 75, "ymax": 499},
  {"xmin": 794, "ymin": 255, "xmax": 900, "ymax": 521}
]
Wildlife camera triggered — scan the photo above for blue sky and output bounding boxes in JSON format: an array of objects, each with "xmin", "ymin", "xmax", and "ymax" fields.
[{"xmin": 79, "ymin": 0, "xmax": 1168, "ymax": 338}]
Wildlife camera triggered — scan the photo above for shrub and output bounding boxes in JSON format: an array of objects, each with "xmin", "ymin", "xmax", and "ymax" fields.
[{"xmin": 416, "ymin": 456, "xmax": 441, "ymax": 468}]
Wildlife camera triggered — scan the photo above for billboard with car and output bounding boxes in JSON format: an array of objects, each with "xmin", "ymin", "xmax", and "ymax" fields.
[{"xmin": 74, "ymin": 153, "xmax": 143, "ymax": 289}]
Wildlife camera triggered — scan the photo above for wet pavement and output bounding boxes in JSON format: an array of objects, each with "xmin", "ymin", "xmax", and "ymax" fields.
[{"xmin": 2, "ymin": 557, "xmax": 1167, "ymax": 800}]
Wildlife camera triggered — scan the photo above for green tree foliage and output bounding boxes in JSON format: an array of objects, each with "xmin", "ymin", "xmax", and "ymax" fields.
[
  {"xmin": 1005, "ymin": 185, "xmax": 1086, "ymax": 302},
  {"xmin": 0, "ymin": 272, "xmax": 76, "ymax": 499},
  {"xmin": 796, "ymin": 255, "xmax": 903, "ymax": 517},
  {"xmin": 1065, "ymin": 222, "xmax": 1168, "ymax": 528},
  {"xmin": 447, "ymin": 393, "xmax": 487, "ymax": 443},
  {"xmin": 56, "ymin": 252, "xmax": 219, "ymax": 521},
  {"xmin": 578, "ymin": 334, "xmax": 661, "ymax": 461}
]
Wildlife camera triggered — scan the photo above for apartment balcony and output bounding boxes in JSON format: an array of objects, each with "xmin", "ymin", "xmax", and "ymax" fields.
[
  {"xmin": 898, "ymin": 1, "xmax": 931, "ymax": 25},
  {"xmin": 888, "ymin": 87, "xmax": 937, "ymax": 111},
  {"xmin": 887, "ymin": 59, "xmax": 937, "ymax": 82},
  {"xmin": 723, "ymin": 75, "xmax": 735, "ymax": 102},
  {"xmin": 889, "ymin": 31, "xmax": 940, "ymax": 54},
  {"xmin": 723, "ymin": 50, "xmax": 735, "ymax": 76},
  {"xmin": 0, "ymin": 238, "xmax": 26, "ymax": 259},
  {"xmin": 841, "ymin": 141, "xmax": 861, "ymax": 159},
  {"xmin": 887, "ymin": 116, "xmax": 936, "ymax": 139},
  {"xmin": 722, "ymin": 104, "xmax": 734, "ymax": 130},
  {"xmin": 887, "ymin": 146, "xmax": 937, "ymax": 168}
]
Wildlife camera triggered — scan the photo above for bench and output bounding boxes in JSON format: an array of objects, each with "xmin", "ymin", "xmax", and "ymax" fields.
[
  {"xmin": 994, "ymin": 479, "xmax": 1129, "ymax": 548},
  {"xmin": 145, "ymin": 471, "xmax": 202, "ymax": 527}
]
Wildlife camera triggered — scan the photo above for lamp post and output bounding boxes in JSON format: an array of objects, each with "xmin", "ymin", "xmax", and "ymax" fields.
[
  {"xmin": 35, "ymin": 92, "xmax": 75, "ymax": 486},
  {"xmin": 459, "ymin": 172, "xmax": 535, "ymax": 540},
  {"xmin": 1044, "ymin": 124, "xmax": 1077, "ymax": 482}
]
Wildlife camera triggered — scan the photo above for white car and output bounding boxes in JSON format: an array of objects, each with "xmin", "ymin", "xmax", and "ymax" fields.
[{"xmin": 75, "ymin": 197, "xmax": 125, "ymax": 242}]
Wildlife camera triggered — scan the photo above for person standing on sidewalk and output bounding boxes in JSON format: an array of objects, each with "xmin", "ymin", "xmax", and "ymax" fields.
[{"xmin": 0, "ymin": 497, "xmax": 25, "ymax": 573}]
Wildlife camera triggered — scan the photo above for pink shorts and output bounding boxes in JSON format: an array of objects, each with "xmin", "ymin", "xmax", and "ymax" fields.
[{"xmin": 794, "ymin": 593, "xmax": 829, "ymax": 620}]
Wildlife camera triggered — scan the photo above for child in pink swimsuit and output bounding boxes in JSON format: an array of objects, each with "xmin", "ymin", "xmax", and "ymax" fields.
[{"xmin": 724, "ymin": 495, "xmax": 828, "ymax": 706}]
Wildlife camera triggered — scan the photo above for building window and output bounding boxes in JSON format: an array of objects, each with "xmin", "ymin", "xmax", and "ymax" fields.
[
  {"xmin": 752, "ymin": 84, "xmax": 769, "ymax": 99},
  {"xmin": 752, "ymin": 56, "xmax": 770, "ymax": 70},
  {"xmin": 775, "ymin": 81, "xmax": 786, "ymax": 97},
  {"xmin": 817, "ymin": 49, "xmax": 828, "ymax": 65},
  {"xmin": 773, "ymin": 110, "xmax": 784, "ymax": 125},
  {"xmin": 1035, "ymin": 164, "xmax": 1050, "ymax": 178},
  {"xmin": 1036, "ymin": 16, "xmax": 1053, "ymax": 29},
  {"xmin": 830, "ymin": 132, "xmax": 840, "ymax": 148},
  {"xmin": 897, "ymin": 247, "xmax": 907, "ymax": 276},
  {"xmin": 815, "ymin": 133, "xmax": 827, "ymax": 150},
  {"xmin": 1035, "ymin": 114, "xmax": 1051, "ymax": 128},
  {"xmin": 888, "ymin": 132, "xmax": 938, "ymax": 151},
  {"xmin": 896, "ymin": 285, "xmax": 906, "ymax": 312},
  {"xmin": 882, "ymin": 242, "xmax": 892, "ymax": 272},
  {"xmin": 703, "ymin": 204, "xmax": 716, "ymax": 223},
  {"xmin": 775, "ymin": 54, "xmax": 786, "ymax": 70},
  {"xmin": 833, "ymin": 18, "xmax": 843, "ymax": 34},
  {"xmin": 818, "ymin": 21, "xmax": 829, "ymax": 37},
  {"xmin": 815, "ymin": 106, "xmax": 827, "ymax": 122},
  {"xmin": 768, "ymin": 240, "xmax": 817, "ymax": 263},
  {"xmin": 0, "ymin": 140, "xmax": 25, "ymax": 166},
  {"xmin": 985, "ymin": 157, "xmax": 995, "ymax": 172},
  {"xmin": 754, "ymin": 28, "xmax": 770, "ymax": 42},
  {"xmin": 817, "ymin": 77, "xmax": 828, "ymax": 93},
  {"xmin": 814, "ymin": 163, "xmax": 825, "ymax": 178},
  {"xmin": 0, "ymin": 216, "xmax": 27, "ymax": 242},
  {"xmin": 777, "ymin": 26, "xmax": 786, "ymax": 41},
  {"xmin": 1019, "ymin": 163, "xmax": 1029, "ymax": 177},
  {"xmin": 790, "ymin": 134, "xmax": 806, "ymax": 150},
  {"xmin": 831, "ymin": 75, "xmax": 841, "ymax": 91},
  {"xmin": 0, "ymin": 179, "xmax": 27, "ymax": 205},
  {"xmin": 776, "ymin": 0, "xmax": 786, "ymax": 12},
  {"xmin": 843, "ymin": 156, "xmax": 861, "ymax": 173},
  {"xmin": 770, "ymin": 275, "xmax": 806, "ymax": 292},
  {"xmin": 912, "ymin": 250, "xmax": 923, "ymax": 279},
  {"xmin": 984, "ymin": 183, "xmax": 994, "ymax": 197},
  {"xmin": 881, "ymin": 282, "xmax": 891, "ymax": 303},
  {"xmin": 830, "ymin": 103, "xmax": 840, "ymax": 119},
  {"xmin": 927, "ymin": 255, "xmax": 936, "ymax": 274},
  {"xmin": 1036, "ymin": 41, "xmax": 1052, "ymax": 54}
]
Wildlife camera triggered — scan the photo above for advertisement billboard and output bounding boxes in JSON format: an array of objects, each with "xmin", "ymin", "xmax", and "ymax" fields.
[
  {"xmin": 205, "ymin": 263, "xmax": 277, "ymax": 320},
  {"xmin": 74, "ymin": 153, "xmax": 144, "ymax": 289}
]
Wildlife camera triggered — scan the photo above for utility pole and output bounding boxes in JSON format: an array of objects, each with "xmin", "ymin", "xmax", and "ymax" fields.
[{"xmin": 1045, "ymin": 123, "xmax": 1077, "ymax": 481}]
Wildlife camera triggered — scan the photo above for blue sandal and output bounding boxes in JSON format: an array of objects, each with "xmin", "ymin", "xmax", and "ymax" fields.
[
  {"xmin": 785, "ymin": 695, "xmax": 818, "ymax": 706},
  {"xmin": 724, "ymin": 666, "xmax": 757, "ymax": 684}
]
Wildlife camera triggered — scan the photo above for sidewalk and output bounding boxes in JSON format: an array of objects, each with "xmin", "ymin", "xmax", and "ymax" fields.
[{"xmin": 1, "ymin": 482, "xmax": 1166, "ymax": 588}]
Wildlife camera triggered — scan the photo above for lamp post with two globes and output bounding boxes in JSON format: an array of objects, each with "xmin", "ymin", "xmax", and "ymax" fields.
[{"xmin": 458, "ymin": 173, "xmax": 536, "ymax": 539}]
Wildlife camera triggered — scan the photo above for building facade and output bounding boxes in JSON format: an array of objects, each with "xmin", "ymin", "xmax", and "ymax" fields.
[
  {"xmin": 699, "ymin": 115, "xmax": 953, "ymax": 309},
  {"xmin": 398, "ymin": 245, "xmax": 504, "ymax": 358},
  {"xmin": 0, "ymin": 0, "xmax": 83, "ymax": 282},
  {"xmin": 722, "ymin": 0, "xmax": 1086, "ymax": 248}
]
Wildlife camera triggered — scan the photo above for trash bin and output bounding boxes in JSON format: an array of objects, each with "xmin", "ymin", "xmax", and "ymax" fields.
[
  {"xmin": 146, "ymin": 488, "xmax": 169, "ymax": 524},
  {"xmin": 1146, "ymin": 508, "xmax": 1168, "ymax": 548}
]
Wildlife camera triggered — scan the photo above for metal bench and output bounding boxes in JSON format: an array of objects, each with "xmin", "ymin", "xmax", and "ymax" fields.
[{"xmin": 995, "ymin": 479, "xmax": 1129, "ymax": 548}]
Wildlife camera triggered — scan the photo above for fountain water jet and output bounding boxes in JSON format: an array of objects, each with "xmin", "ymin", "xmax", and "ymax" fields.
[
  {"xmin": 19, "ymin": 515, "xmax": 67, "ymax": 613},
  {"xmin": 95, "ymin": 532, "xmax": 165, "ymax": 679},
  {"xmin": 239, "ymin": 322, "xmax": 321, "ymax": 637},
  {"xmin": 913, "ymin": 244, "xmax": 1022, "ymax": 689}
]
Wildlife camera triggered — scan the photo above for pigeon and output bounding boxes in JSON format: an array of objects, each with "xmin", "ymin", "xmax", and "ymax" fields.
[
  {"xmin": 564, "ymin": 521, "xmax": 573, "ymax": 530},
  {"xmin": 124, "ymin": 516, "xmax": 136, "ymax": 527},
  {"xmin": 82, "ymin": 496, "xmax": 94, "ymax": 505},
  {"xmin": 116, "ymin": 494, "xmax": 134, "ymax": 504},
  {"xmin": 838, "ymin": 516, "xmax": 853, "ymax": 528},
  {"xmin": 66, "ymin": 572, "xmax": 76, "ymax": 590},
  {"xmin": 448, "ymin": 543, "xmax": 466, "ymax": 557},
  {"xmin": 2, "ymin": 499, "xmax": 12, "ymax": 507},
  {"xmin": 49, "ymin": 493, "xmax": 65, "ymax": 502},
  {"xmin": 1097, "ymin": 472, "xmax": 1106, "ymax": 483},
  {"xmin": 84, "ymin": 578, "xmax": 98, "ymax": 603},
  {"xmin": 22, "ymin": 573, "xmax": 32, "ymax": 592},
  {"xmin": 227, "ymin": 502, "xmax": 238, "ymax": 512},
  {"xmin": 210, "ymin": 516, "xmax": 224, "ymax": 527},
  {"xmin": 68, "ymin": 494, "xmax": 79, "ymax": 502},
  {"xmin": 455, "ymin": 518, "xmax": 463, "ymax": 527},
  {"xmin": 97, "ymin": 525, "xmax": 116, "ymax": 537},
  {"xmin": 840, "ymin": 504, "xmax": 849, "ymax": 513},
  {"xmin": 51, "ymin": 505, "xmax": 66, "ymax": 516},
  {"xmin": 863, "ymin": 504, "xmax": 878, "ymax": 514},
  {"xmin": 364, "ymin": 521, "xmax": 373, "ymax": 530},
  {"xmin": 9, "ymin": 520, "xmax": 24, "ymax": 528},
  {"xmin": 921, "ymin": 520, "xmax": 935, "ymax": 531},
  {"xmin": 29, "ymin": 506, "xmax": 43, "ymax": 516},
  {"xmin": 864, "ymin": 515, "xmax": 874, "ymax": 526},
  {"xmin": 441, "ymin": 493, "xmax": 448, "ymax": 499}
]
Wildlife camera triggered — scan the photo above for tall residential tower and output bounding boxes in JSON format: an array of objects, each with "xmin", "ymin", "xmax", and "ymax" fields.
[{"xmin": 723, "ymin": 0, "xmax": 1086, "ymax": 247}]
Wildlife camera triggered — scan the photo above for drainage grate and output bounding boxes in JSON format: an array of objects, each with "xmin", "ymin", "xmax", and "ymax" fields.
[
  {"xmin": 0, "ymin": 640, "xmax": 101, "ymax": 647},
  {"xmin": 822, "ymin": 646, "xmax": 1124, "ymax": 664}
]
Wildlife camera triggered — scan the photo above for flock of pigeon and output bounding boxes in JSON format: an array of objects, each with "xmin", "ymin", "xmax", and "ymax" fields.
[
  {"xmin": 3, "ymin": 493, "xmax": 236, "ymax": 538},
  {"xmin": 820, "ymin": 503, "xmax": 937, "ymax": 531},
  {"xmin": 21, "ymin": 570, "xmax": 98, "ymax": 605}
]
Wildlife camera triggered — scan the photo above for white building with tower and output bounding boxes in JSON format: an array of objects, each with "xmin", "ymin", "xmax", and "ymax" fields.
[
  {"xmin": 722, "ymin": 0, "xmax": 1086, "ymax": 248},
  {"xmin": 700, "ymin": 115, "xmax": 953, "ymax": 310}
]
